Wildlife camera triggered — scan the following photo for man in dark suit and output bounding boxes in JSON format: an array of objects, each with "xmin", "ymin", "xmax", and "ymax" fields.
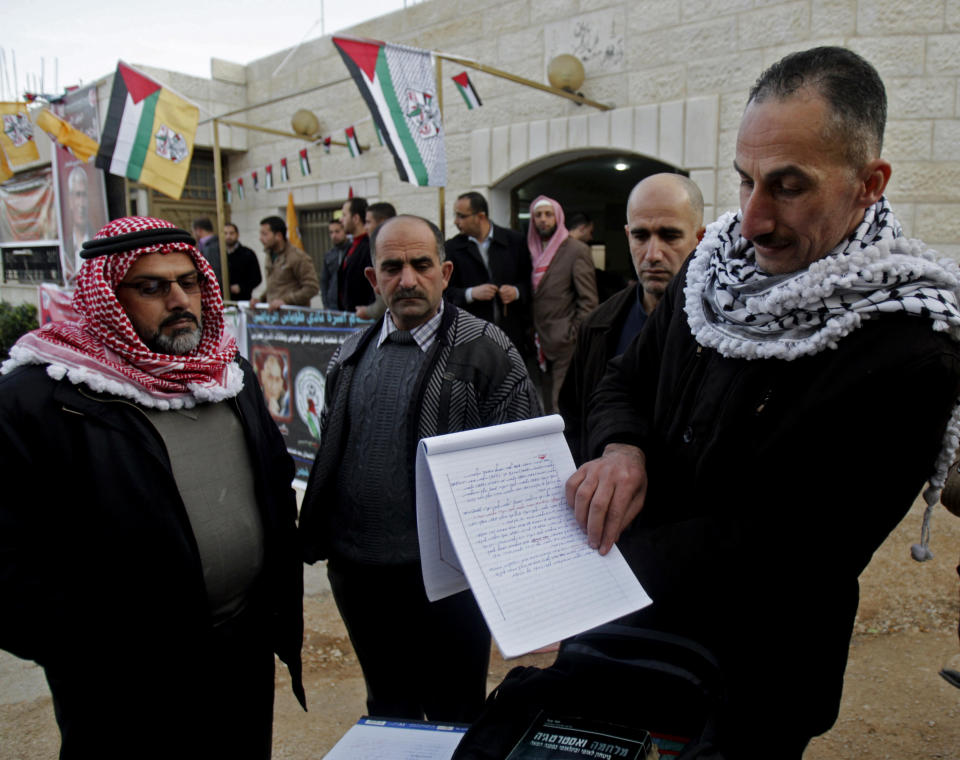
[{"xmin": 444, "ymin": 191, "xmax": 532, "ymax": 357}]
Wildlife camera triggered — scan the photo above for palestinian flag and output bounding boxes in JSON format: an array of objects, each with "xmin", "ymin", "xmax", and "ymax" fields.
[
  {"xmin": 375, "ymin": 126, "xmax": 384, "ymax": 146},
  {"xmin": 452, "ymin": 71, "xmax": 482, "ymax": 109},
  {"xmin": 280, "ymin": 157, "xmax": 289, "ymax": 182},
  {"xmin": 252, "ymin": 171, "xmax": 259, "ymax": 191},
  {"xmin": 226, "ymin": 182, "xmax": 232, "ymax": 203},
  {"xmin": 323, "ymin": 137, "xmax": 331, "ymax": 154},
  {"xmin": 95, "ymin": 62, "xmax": 198, "ymax": 199},
  {"xmin": 333, "ymin": 36, "xmax": 447, "ymax": 187},
  {"xmin": 299, "ymin": 148, "xmax": 310, "ymax": 176},
  {"xmin": 265, "ymin": 164, "xmax": 274, "ymax": 189},
  {"xmin": 237, "ymin": 177, "xmax": 245, "ymax": 200},
  {"xmin": 0, "ymin": 102, "xmax": 39, "ymax": 167},
  {"xmin": 345, "ymin": 126, "xmax": 362, "ymax": 157}
]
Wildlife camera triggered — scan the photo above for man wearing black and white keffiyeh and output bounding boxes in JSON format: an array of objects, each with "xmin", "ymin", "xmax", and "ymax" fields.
[{"xmin": 563, "ymin": 47, "xmax": 960, "ymax": 756}]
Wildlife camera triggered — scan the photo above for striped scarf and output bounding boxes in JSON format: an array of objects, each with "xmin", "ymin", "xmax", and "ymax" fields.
[
  {"xmin": 2, "ymin": 216, "xmax": 242, "ymax": 409},
  {"xmin": 684, "ymin": 198, "xmax": 960, "ymax": 560}
]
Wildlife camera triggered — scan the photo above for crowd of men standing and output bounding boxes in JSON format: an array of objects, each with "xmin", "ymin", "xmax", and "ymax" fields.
[{"xmin": 3, "ymin": 45, "xmax": 960, "ymax": 760}]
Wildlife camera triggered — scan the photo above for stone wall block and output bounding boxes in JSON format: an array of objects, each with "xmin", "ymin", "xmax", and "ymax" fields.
[
  {"xmin": 916, "ymin": 203, "xmax": 960, "ymax": 239},
  {"xmin": 682, "ymin": 0, "xmax": 752, "ymax": 21},
  {"xmin": 625, "ymin": 65, "xmax": 686, "ymax": 106},
  {"xmin": 630, "ymin": 17, "xmax": 738, "ymax": 66},
  {"xmin": 811, "ymin": 0, "xmax": 857, "ymax": 35},
  {"xmin": 549, "ymin": 118, "xmax": 569, "ymax": 153},
  {"xmin": 465, "ymin": 127, "xmax": 493, "ymax": 186},
  {"xmin": 568, "ymin": 114, "xmax": 589, "ymax": 148},
  {"xmin": 684, "ymin": 95, "xmax": 719, "ymax": 168},
  {"xmin": 884, "ymin": 120, "xmax": 934, "ymax": 160},
  {"xmin": 659, "ymin": 101, "xmax": 685, "ymax": 167},
  {"xmin": 529, "ymin": 120, "xmax": 549, "ymax": 159},
  {"xmin": 509, "ymin": 123, "xmax": 529, "ymax": 168},
  {"xmin": 933, "ymin": 120, "xmax": 960, "ymax": 159},
  {"xmin": 949, "ymin": 0, "xmax": 960, "ymax": 29},
  {"xmin": 886, "ymin": 162, "xmax": 960, "ymax": 201},
  {"xmin": 887, "ymin": 77, "xmax": 956, "ymax": 118},
  {"xmin": 588, "ymin": 112, "xmax": 611, "ymax": 147},
  {"xmin": 491, "ymin": 125, "xmax": 511, "ymax": 182},
  {"xmin": 626, "ymin": 0, "xmax": 681, "ymax": 31},
  {"xmin": 610, "ymin": 108, "xmax": 634, "ymax": 149},
  {"xmin": 496, "ymin": 25, "xmax": 543, "ymax": 64},
  {"xmin": 858, "ymin": 0, "xmax": 945, "ymax": 35},
  {"xmin": 737, "ymin": 2, "xmax": 810, "ymax": 49},
  {"xmin": 689, "ymin": 169, "xmax": 717, "ymax": 207},
  {"xmin": 846, "ymin": 37, "xmax": 926, "ymax": 76},
  {"xmin": 633, "ymin": 105, "xmax": 659, "ymax": 157},
  {"xmin": 926, "ymin": 34, "xmax": 960, "ymax": 74},
  {"xmin": 686, "ymin": 52, "xmax": 765, "ymax": 96},
  {"xmin": 484, "ymin": 2, "xmax": 534, "ymax": 40}
]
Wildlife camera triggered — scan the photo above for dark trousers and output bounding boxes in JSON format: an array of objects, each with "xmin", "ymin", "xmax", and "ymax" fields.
[
  {"xmin": 328, "ymin": 558, "xmax": 491, "ymax": 723},
  {"xmin": 47, "ymin": 604, "xmax": 276, "ymax": 760}
]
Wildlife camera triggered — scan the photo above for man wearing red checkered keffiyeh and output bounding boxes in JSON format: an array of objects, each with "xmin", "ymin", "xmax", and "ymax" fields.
[
  {"xmin": 3, "ymin": 215, "xmax": 242, "ymax": 406},
  {"xmin": 0, "ymin": 216, "xmax": 304, "ymax": 758}
]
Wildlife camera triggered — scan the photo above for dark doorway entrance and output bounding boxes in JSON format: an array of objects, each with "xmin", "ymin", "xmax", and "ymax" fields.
[{"xmin": 511, "ymin": 153, "xmax": 682, "ymax": 281}]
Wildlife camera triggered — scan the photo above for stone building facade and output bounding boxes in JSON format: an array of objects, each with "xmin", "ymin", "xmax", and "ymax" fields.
[{"xmin": 3, "ymin": 0, "xmax": 958, "ymax": 305}]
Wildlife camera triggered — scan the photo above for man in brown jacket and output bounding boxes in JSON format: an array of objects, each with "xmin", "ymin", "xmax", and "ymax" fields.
[
  {"xmin": 529, "ymin": 195, "xmax": 598, "ymax": 413},
  {"xmin": 253, "ymin": 215, "xmax": 319, "ymax": 310}
]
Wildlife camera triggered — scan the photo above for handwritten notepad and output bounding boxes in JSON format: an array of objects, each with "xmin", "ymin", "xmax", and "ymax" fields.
[{"xmin": 416, "ymin": 415, "xmax": 652, "ymax": 657}]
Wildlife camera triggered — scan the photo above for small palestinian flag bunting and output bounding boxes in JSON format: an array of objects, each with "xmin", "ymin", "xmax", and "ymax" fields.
[
  {"xmin": 226, "ymin": 182, "xmax": 232, "ymax": 203},
  {"xmin": 452, "ymin": 71, "xmax": 482, "ymax": 109},
  {"xmin": 280, "ymin": 157, "xmax": 289, "ymax": 182},
  {"xmin": 299, "ymin": 148, "xmax": 311, "ymax": 175},
  {"xmin": 323, "ymin": 137, "xmax": 331, "ymax": 154},
  {"xmin": 265, "ymin": 164, "xmax": 274, "ymax": 189},
  {"xmin": 345, "ymin": 126, "xmax": 362, "ymax": 157},
  {"xmin": 252, "ymin": 170, "xmax": 259, "ymax": 191},
  {"xmin": 237, "ymin": 177, "xmax": 245, "ymax": 200},
  {"xmin": 348, "ymin": 185, "xmax": 354, "ymax": 199}
]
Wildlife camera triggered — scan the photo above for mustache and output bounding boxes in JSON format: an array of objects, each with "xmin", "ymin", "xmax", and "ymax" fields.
[
  {"xmin": 160, "ymin": 310, "xmax": 200, "ymax": 329},
  {"xmin": 393, "ymin": 288, "xmax": 426, "ymax": 300}
]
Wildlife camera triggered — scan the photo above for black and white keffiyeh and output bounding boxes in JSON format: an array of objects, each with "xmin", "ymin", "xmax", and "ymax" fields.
[{"xmin": 684, "ymin": 198, "xmax": 960, "ymax": 561}]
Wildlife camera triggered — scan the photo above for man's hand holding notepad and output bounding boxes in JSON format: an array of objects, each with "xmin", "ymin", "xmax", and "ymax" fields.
[{"xmin": 415, "ymin": 415, "xmax": 652, "ymax": 658}]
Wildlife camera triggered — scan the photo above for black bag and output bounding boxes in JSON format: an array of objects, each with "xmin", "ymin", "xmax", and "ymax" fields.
[{"xmin": 453, "ymin": 624, "xmax": 726, "ymax": 760}]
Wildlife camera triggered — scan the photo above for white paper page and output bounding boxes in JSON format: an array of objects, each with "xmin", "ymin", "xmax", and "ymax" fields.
[
  {"xmin": 323, "ymin": 719, "xmax": 466, "ymax": 760},
  {"xmin": 416, "ymin": 443, "xmax": 469, "ymax": 600},
  {"xmin": 423, "ymin": 417, "xmax": 652, "ymax": 658},
  {"xmin": 417, "ymin": 416, "xmax": 566, "ymax": 601}
]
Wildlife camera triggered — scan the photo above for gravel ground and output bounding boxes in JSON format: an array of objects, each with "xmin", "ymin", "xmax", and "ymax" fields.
[{"xmin": 2, "ymin": 496, "xmax": 958, "ymax": 759}]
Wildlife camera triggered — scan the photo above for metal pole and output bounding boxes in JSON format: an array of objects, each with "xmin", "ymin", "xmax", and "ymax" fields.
[
  {"xmin": 198, "ymin": 77, "xmax": 351, "ymax": 125},
  {"xmin": 434, "ymin": 51, "xmax": 613, "ymax": 111},
  {"xmin": 436, "ymin": 54, "xmax": 445, "ymax": 237},
  {"xmin": 212, "ymin": 119, "xmax": 231, "ymax": 300}
]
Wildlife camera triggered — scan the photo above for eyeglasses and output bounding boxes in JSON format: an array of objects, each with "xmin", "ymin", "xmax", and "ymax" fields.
[{"xmin": 116, "ymin": 272, "xmax": 205, "ymax": 298}]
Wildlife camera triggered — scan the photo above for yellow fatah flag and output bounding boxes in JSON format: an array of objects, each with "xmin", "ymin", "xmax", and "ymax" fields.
[
  {"xmin": 0, "ymin": 147, "xmax": 12, "ymax": 183},
  {"xmin": 35, "ymin": 110, "xmax": 99, "ymax": 163},
  {"xmin": 286, "ymin": 192, "xmax": 304, "ymax": 250},
  {"xmin": 0, "ymin": 102, "xmax": 40, "ymax": 167}
]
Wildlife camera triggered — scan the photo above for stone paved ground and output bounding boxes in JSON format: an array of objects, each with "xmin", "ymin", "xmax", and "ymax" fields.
[{"xmin": 2, "ymin": 496, "xmax": 958, "ymax": 759}]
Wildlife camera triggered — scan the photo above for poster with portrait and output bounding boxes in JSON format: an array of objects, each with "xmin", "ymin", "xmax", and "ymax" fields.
[
  {"xmin": 245, "ymin": 307, "xmax": 372, "ymax": 483},
  {"xmin": 52, "ymin": 85, "xmax": 109, "ymax": 286}
]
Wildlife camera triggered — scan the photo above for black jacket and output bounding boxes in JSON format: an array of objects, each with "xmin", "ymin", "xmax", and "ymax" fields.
[
  {"xmin": 228, "ymin": 243, "xmax": 263, "ymax": 301},
  {"xmin": 558, "ymin": 283, "xmax": 638, "ymax": 465},
  {"xmin": 339, "ymin": 234, "xmax": 374, "ymax": 311},
  {"xmin": 587, "ymin": 266, "xmax": 960, "ymax": 751},
  {"xmin": 444, "ymin": 225, "xmax": 532, "ymax": 356},
  {"xmin": 0, "ymin": 359, "xmax": 304, "ymax": 729},
  {"xmin": 300, "ymin": 304, "xmax": 541, "ymax": 564}
]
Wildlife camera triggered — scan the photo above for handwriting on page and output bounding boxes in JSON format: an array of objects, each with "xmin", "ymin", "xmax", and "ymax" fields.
[{"xmin": 446, "ymin": 451, "xmax": 623, "ymax": 623}]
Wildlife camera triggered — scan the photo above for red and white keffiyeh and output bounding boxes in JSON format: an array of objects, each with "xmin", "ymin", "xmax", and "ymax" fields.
[
  {"xmin": 2, "ymin": 216, "xmax": 242, "ymax": 409},
  {"xmin": 527, "ymin": 196, "xmax": 570, "ymax": 291}
]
